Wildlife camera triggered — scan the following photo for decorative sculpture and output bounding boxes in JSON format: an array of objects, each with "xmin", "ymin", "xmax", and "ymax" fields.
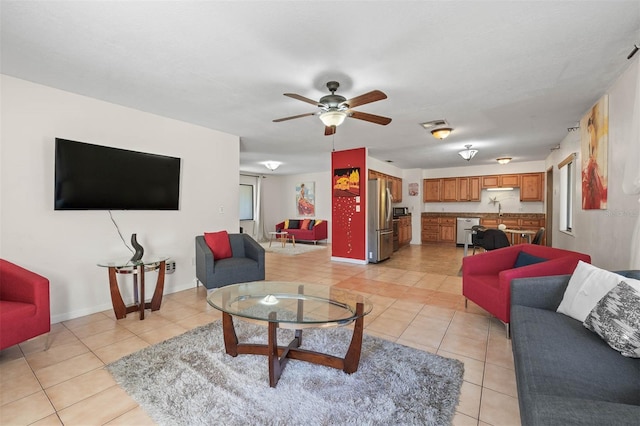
[{"xmin": 130, "ymin": 233, "xmax": 144, "ymax": 262}]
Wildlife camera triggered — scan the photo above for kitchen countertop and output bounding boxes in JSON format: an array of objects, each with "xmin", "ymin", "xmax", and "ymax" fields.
[{"xmin": 421, "ymin": 212, "xmax": 545, "ymax": 219}]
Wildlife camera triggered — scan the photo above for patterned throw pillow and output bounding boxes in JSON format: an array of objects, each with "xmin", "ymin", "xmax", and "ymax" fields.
[{"xmin": 583, "ymin": 281, "xmax": 640, "ymax": 358}]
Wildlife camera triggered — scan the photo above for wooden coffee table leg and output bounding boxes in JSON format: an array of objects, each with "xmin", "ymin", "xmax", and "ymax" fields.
[
  {"xmin": 222, "ymin": 312, "xmax": 238, "ymax": 356},
  {"xmin": 343, "ymin": 302, "xmax": 365, "ymax": 374},
  {"xmin": 268, "ymin": 312, "xmax": 281, "ymax": 387}
]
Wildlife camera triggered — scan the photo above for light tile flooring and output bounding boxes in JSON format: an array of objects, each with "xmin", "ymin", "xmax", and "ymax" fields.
[{"xmin": 0, "ymin": 243, "xmax": 520, "ymax": 425}]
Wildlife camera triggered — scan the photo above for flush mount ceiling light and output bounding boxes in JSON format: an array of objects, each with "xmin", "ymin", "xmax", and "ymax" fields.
[
  {"xmin": 431, "ymin": 128, "xmax": 453, "ymax": 140},
  {"xmin": 262, "ymin": 161, "xmax": 282, "ymax": 171},
  {"xmin": 319, "ymin": 110, "xmax": 347, "ymax": 127},
  {"xmin": 458, "ymin": 144, "xmax": 478, "ymax": 161},
  {"xmin": 496, "ymin": 157, "xmax": 512, "ymax": 165}
]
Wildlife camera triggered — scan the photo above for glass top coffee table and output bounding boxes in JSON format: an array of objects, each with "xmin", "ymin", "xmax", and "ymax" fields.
[{"xmin": 207, "ymin": 281, "xmax": 373, "ymax": 387}]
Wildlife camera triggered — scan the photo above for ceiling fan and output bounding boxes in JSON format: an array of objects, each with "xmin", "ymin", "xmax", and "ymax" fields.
[{"xmin": 273, "ymin": 81, "xmax": 392, "ymax": 136}]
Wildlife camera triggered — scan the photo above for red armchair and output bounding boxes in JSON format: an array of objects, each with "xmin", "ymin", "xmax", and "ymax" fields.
[
  {"xmin": 0, "ymin": 259, "xmax": 50, "ymax": 350},
  {"xmin": 462, "ymin": 244, "xmax": 591, "ymax": 335}
]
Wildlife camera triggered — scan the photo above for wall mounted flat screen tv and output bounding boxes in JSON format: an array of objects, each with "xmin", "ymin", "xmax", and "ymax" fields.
[{"xmin": 55, "ymin": 138, "xmax": 181, "ymax": 210}]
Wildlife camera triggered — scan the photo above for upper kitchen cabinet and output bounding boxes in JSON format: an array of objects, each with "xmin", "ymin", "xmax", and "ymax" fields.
[
  {"xmin": 458, "ymin": 177, "xmax": 481, "ymax": 201},
  {"xmin": 441, "ymin": 178, "xmax": 458, "ymax": 202},
  {"xmin": 519, "ymin": 173, "xmax": 544, "ymax": 201},
  {"xmin": 424, "ymin": 177, "xmax": 480, "ymax": 202},
  {"xmin": 391, "ymin": 177, "xmax": 402, "ymax": 202},
  {"xmin": 423, "ymin": 179, "xmax": 441, "ymax": 202},
  {"xmin": 482, "ymin": 174, "xmax": 520, "ymax": 189},
  {"xmin": 424, "ymin": 173, "xmax": 543, "ymax": 203},
  {"xmin": 369, "ymin": 169, "xmax": 403, "ymax": 202}
]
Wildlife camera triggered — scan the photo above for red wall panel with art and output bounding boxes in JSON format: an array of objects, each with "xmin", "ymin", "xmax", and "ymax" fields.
[{"xmin": 331, "ymin": 147, "xmax": 367, "ymax": 262}]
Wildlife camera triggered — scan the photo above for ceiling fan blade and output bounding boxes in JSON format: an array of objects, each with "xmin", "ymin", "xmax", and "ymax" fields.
[
  {"xmin": 324, "ymin": 126, "xmax": 336, "ymax": 136},
  {"xmin": 343, "ymin": 90, "xmax": 387, "ymax": 109},
  {"xmin": 273, "ymin": 112, "xmax": 317, "ymax": 122},
  {"xmin": 284, "ymin": 93, "xmax": 325, "ymax": 107},
  {"xmin": 349, "ymin": 111, "xmax": 392, "ymax": 126}
]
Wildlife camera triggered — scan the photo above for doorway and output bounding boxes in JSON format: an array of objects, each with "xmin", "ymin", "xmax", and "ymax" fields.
[{"xmin": 546, "ymin": 167, "xmax": 553, "ymax": 246}]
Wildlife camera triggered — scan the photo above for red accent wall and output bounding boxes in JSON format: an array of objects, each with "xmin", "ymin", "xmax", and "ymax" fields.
[{"xmin": 331, "ymin": 148, "xmax": 367, "ymax": 261}]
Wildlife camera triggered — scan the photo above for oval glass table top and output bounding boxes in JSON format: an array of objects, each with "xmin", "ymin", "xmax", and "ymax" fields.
[
  {"xmin": 207, "ymin": 281, "xmax": 372, "ymax": 328},
  {"xmin": 97, "ymin": 255, "xmax": 169, "ymax": 269}
]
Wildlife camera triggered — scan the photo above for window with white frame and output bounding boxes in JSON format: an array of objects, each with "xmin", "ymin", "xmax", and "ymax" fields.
[
  {"xmin": 558, "ymin": 153, "xmax": 576, "ymax": 233},
  {"xmin": 239, "ymin": 184, "xmax": 254, "ymax": 220}
]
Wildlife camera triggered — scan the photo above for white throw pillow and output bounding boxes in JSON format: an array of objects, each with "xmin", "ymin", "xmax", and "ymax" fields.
[{"xmin": 556, "ymin": 261, "xmax": 628, "ymax": 322}]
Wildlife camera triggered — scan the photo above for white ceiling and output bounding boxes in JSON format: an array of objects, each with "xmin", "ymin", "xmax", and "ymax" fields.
[{"xmin": 2, "ymin": 1, "xmax": 639, "ymax": 175}]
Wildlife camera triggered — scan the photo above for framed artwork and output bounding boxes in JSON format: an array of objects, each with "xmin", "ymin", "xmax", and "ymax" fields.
[
  {"xmin": 333, "ymin": 167, "xmax": 360, "ymax": 197},
  {"xmin": 296, "ymin": 182, "xmax": 315, "ymax": 216},
  {"xmin": 581, "ymin": 95, "xmax": 608, "ymax": 210},
  {"xmin": 408, "ymin": 182, "xmax": 419, "ymax": 196}
]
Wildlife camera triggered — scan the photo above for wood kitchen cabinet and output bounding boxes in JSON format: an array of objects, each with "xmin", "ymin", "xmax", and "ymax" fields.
[
  {"xmin": 482, "ymin": 174, "xmax": 520, "ymax": 189},
  {"xmin": 421, "ymin": 216, "xmax": 439, "ymax": 242},
  {"xmin": 391, "ymin": 177, "xmax": 403, "ymax": 202},
  {"xmin": 520, "ymin": 173, "xmax": 544, "ymax": 201},
  {"xmin": 421, "ymin": 216, "xmax": 455, "ymax": 243},
  {"xmin": 423, "ymin": 179, "xmax": 441, "ymax": 202},
  {"xmin": 398, "ymin": 216, "xmax": 412, "ymax": 247},
  {"xmin": 439, "ymin": 217, "xmax": 456, "ymax": 243},
  {"xmin": 458, "ymin": 177, "xmax": 481, "ymax": 201},
  {"xmin": 425, "ymin": 173, "xmax": 542, "ymax": 203},
  {"xmin": 441, "ymin": 178, "xmax": 458, "ymax": 202},
  {"xmin": 369, "ymin": 170, "xmax": 402, "ymax": 202}
]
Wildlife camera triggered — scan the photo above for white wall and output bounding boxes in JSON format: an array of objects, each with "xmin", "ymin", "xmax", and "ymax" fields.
[
  {"xmin": 546, "ymin": 58, "xmax": 640, "ymax": 269},
  {"xmin": 0, "ymin": 75, "xmax": 240, "ymax": 322},
  {"xmin": 260, "ymin": 171, "xmax": 332, "ymax": 242}
]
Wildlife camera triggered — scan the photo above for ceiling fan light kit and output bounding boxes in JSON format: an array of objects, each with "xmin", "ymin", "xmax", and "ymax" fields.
[
  {"xmin": 274, "ymin": 81, "xmax": 391, "ymax": 135},
  {"xmin": 496, "ymin": 157, "xmax": 512, "ymax": 165},
  {"xmin": 459, "ymin": 144, "xmax": 478, "ymax": 161},
  {"xmin": 431, "ymin": 127, "xmax": 452, "ymax": 140},
  {"xmin": 319, "ymin": 110, "xmax": 347, "ymax": 127}
]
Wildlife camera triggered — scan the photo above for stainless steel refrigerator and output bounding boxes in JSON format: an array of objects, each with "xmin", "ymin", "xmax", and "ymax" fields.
[{"xmin": 368, "ymin": 179, "xmax": 394, "ymax": 263}]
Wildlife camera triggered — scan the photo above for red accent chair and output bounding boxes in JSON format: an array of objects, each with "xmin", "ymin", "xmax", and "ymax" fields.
[
  {"xmin": 0, "ymin": 259, "xmax": 51, "ymax": 350},
  {"xmin": 462, "ymin": 244, "xmax": 591, "ymax": 336}
]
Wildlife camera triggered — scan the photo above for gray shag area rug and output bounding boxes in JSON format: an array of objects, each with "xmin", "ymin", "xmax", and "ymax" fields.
[{"xmin": 107, "ymin": 320, "xmax": 464, "ymax": 425}]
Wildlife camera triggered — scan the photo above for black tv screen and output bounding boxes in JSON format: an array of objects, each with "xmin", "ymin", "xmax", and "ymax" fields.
[{"xmin": 54, "ymin": 138, "xmax": 181, "ymax": 210}]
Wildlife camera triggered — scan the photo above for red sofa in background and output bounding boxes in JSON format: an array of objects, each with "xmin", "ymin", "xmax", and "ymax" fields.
[
  {"xmin": 462, "ymin": 244, "xmax": 591, "ymax": 335},
  {"xmin": 0, "ymin": 259, "xmax": 51, "ymax": 350},
  {"xmin": 275, "ymin": 219, "xmax": 327, "ymax": 244}
]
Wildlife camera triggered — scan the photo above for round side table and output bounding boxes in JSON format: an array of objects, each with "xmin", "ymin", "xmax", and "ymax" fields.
[{"xmin": 97, "ymin": 256, "xmax": 168, "ymax": 320}]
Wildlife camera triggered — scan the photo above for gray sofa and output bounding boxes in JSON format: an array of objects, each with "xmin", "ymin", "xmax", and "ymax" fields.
[
  {"xmin": 195, "ymin": 234, "xmax": 265, "ymax": 290},
  {"xmin": 510, "ymin": 271, "xmax": 640, "ymax": 426}
]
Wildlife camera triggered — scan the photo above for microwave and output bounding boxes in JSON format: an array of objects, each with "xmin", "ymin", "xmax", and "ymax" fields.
[{"xmin": 393, "ymin": 207, "xmax": 409, "ymax": 216}]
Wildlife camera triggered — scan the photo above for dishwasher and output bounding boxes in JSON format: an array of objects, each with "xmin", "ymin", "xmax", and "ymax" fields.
[{"xmin": 456, "ymin": 217, "xmax": 481, "ymax": 245}]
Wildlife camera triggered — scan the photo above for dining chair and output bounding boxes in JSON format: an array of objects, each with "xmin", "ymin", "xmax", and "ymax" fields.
[
  {"xmin": 471, "ymin": 225, "xmax": 487, "ymax": 255},
  {"xmin": 531, "ymin": 227, "xmax": 545, "ymax": 245}
]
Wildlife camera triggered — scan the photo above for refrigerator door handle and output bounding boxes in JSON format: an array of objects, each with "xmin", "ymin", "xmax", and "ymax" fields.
[{"xmin": 385, "ymin": 187, "xmax": 393, "ymax": 224}]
